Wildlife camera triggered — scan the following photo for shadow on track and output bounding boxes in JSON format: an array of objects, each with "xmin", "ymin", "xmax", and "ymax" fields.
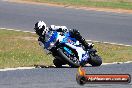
[{"xmin": 34, "ymin": 64, "xmax": 93, "ymax": 68}]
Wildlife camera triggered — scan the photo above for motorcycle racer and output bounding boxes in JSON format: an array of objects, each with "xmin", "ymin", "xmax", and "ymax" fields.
[{"xmin": 34, "ymin": 21, "xmax": 94, "ymax": 65}]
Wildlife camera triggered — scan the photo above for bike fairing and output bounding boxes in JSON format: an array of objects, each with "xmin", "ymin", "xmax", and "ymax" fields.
[
  {"xmin": 34, "ymin": 21, "xmax": 102, "ymax": 67},
  {"xmin": 43, "ymin": 30, "xmax": 90, "ymax": 63}
]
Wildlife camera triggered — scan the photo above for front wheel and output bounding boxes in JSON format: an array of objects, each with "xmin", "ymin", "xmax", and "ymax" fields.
[
  {"xmin": 88, "ymin": 55, "xmax": 102, "ymax": 66},
  {"xmin": 53, "ymin": 59, "xmax": 62, "ymax": 68},
  {"xmin": 57, "ymin": 48, "xmax": 80, "ymax": 68}
]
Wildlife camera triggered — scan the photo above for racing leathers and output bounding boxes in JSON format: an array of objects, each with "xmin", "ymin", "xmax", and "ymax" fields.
[{"xmin": 38, "ymin": 25, "xmax": 93, "ymax": 65}]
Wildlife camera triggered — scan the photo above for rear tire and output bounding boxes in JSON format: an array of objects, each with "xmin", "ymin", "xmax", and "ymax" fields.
[{"xmin": 89, "ymin": 55, "xmax": 102, "ymax": 66}]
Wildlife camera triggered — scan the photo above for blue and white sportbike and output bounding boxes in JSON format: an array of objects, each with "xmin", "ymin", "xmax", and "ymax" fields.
[{"xmin": 41, "ymin": 30, "xmax": 102, "ymax": 67}]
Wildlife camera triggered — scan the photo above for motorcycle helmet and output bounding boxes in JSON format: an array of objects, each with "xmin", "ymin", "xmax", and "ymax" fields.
[{"xmin": 34, "ymin": 21, "xmax": 48, "ymax": 36}]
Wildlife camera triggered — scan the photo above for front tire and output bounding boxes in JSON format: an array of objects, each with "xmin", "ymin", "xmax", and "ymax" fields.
[
  {"xmin": 53, "ymin": 56, "xmax": 66, "ymax": 67},
  {"xmin": 57, "ymin": 48, "xmax": 80, "ymax": 68},
  {"xmin": 53, "ymin": 59, "xmax": 62, "ymax": 68},
  {"xmin": 88, "ymin": 55, "xmax": 102, "ymax": 66}
]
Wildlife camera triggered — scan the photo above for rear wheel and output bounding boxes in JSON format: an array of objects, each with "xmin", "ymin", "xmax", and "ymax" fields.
[{"xmin": 88, "ymin": 55, "xmax": 102, "ymax": 66}]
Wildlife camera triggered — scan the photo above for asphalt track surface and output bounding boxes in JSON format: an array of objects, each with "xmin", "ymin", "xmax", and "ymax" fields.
[
  {"xmin": 0, "ymin": 1, "xmax": 132, "ymax": 88},
  {"xmin": 0, "ymin": 0, "xmax": 132, "ymax": 45},
  {"xmin": 0, "ymin": 63, "xmax": 132, "ymax": 88}
]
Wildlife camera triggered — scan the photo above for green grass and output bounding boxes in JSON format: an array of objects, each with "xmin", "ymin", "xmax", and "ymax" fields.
[
  {"xmin": 0, "ymin": 29, "xmax": 132, "ymax": 68},
  {"xmin": 94, "ymin": 43, "xmax": 132, "ymax": 63},
  {"xmin": 23, "ymin": 0, "xmax": 132, "ymax": 9},
  {"xmin": 0, "ymin": 29, "xmax": 53, "ymax": 68}
]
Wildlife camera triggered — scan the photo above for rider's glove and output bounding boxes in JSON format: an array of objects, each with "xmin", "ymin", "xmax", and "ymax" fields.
[
  {"xmin": 69, "ymin": 29, "xmax": 80, "ymax": 38},
  {"xmin": 38, "ymin": 37, "xmax": 45, "ymax": 43}
]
